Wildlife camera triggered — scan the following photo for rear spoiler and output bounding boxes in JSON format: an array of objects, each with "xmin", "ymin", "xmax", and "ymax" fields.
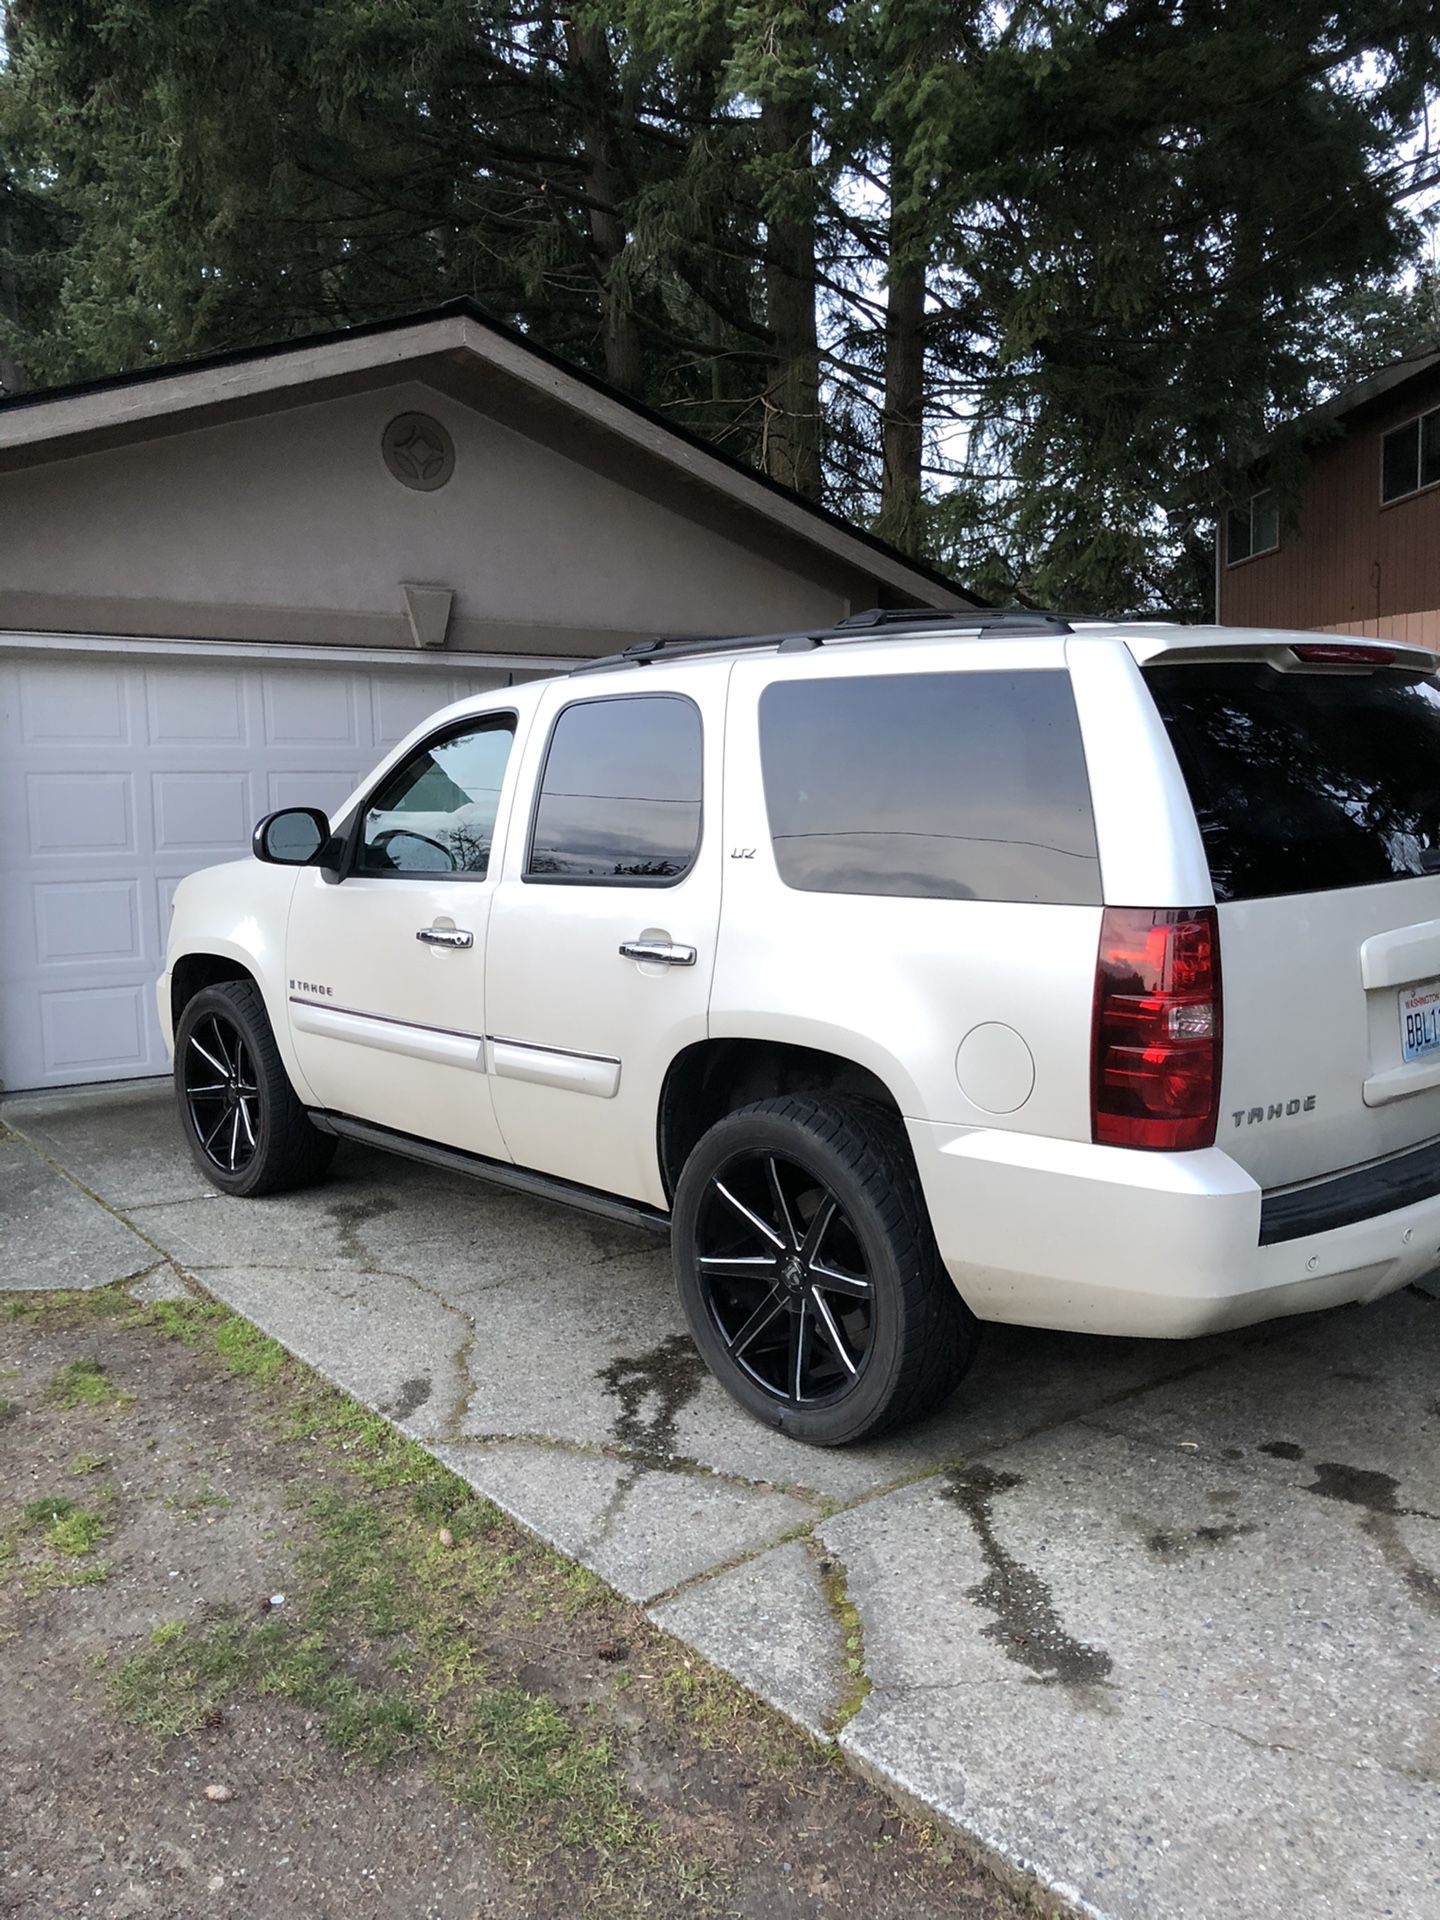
[{"xmin": 1121, "ymin": 633, "xmax": 1440, "ymax": 676}]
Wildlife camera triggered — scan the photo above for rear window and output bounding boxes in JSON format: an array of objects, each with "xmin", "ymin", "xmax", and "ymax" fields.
[
  {"xmin": 758, "ymin": 670, "xmax": 1100, "ymax": 904},
  {"xmin": 1145, "ymin": 662, "xmax": 1440, "ymax": 902}
]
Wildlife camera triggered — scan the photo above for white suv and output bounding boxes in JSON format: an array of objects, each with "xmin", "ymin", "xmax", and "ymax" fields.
[{"xmin": 161, "ymin": 609, "xmax": 1440, "ymax": 1443}]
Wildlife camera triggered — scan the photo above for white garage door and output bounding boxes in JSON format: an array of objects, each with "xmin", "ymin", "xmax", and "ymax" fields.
[{"xmin": 0, "ymin": 649, "xmax": 507, "ymax": 1092}]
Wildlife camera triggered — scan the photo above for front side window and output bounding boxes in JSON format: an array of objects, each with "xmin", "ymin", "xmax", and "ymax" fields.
[
  {"xmin": 357, "ymin": 717, "xmax": 515, "ymax": 877},
  {"xmin": 1145, "ymin": 662, "xmax": 1440, "ymax": 901},
  {"xmin": 527, "ymin": 694, "xmax": 702, "ymax": 883},
  {"xmin": 1226, "ymin": 489, "xmax": 1280, "ymax": 565},
  {"xmin": 1381, "ymin": 407, "xmax": 1440, "ymax": 504},
  {"xmin": 758, "ymin": 670, "xmax": 1101, "ymax": 905}
]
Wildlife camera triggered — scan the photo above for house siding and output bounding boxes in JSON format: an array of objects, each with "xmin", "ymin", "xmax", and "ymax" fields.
[{"xmin": 1220, "ymin": 369, "xmax": 1440, "ymax": 635}]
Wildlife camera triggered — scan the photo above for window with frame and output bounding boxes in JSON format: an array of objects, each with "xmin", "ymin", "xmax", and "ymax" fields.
[
  {"xmin": 758, "ymin": 670, "xmax": 1100, "ymax": 905},
  {"xmin": 1226, "ymin": 490, "xmax": 1280, "ymax": 565},
  {"xmin": 1381, "ymin": 406, "xmax": 1440, "ymax": 504},
  {"xmin": 526, "ymin": 694, "xmax": 702, "ymax": 884},
  {"xmin": 357, "ymin": 717, "xmax": 515, "ymax": 878}
]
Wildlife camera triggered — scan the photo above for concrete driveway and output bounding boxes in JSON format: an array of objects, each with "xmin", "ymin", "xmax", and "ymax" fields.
[{"xmin": 4, "ymin": 1078, "xmax": 1438, "ymax": 1920}]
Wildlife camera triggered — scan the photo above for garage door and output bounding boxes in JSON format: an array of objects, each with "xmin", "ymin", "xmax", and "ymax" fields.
[{"xmin": 0, "ymin": 650, "xmax": 507, "ymax": 1092}]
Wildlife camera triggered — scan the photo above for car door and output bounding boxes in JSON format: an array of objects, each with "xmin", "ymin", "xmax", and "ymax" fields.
[
  {"xmin": 284, "ymin": 708, "xmax": 520, "ymax": 1160},
  {"xmin": 484, "ymin": 675, "xmax": 721, "ymax": 1206}
]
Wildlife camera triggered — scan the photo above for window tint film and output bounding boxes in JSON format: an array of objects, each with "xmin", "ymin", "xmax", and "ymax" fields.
[
  {"xmin": 1383, "ymin": 418, "xmax": 1420, "ymax": 501},
  {"xmin": 527, "ymin": 695, "xmax": 702, "ymax": 883},
  {"xmin": 758, "ymin": 671, "xmax": 1100, "ymax": 904},
  {"xmin": 358, "ymin": 720, "xmax": 515, "ymax": 877},
  {"xmin": 1145, "ymin": 663, "xmax": 1440, "ymax": 902}
]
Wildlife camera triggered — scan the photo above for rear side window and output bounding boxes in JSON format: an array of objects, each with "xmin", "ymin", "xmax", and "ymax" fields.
[
  {"xmin": 758, "ymin": 670, "xmax": 1100, "ymax": 904},
  {"xmin": 526, "ymin": 693, "xmax": 702, "ymax": 883},
  {"xmin": 1145, "ymin": 663, "xmax": 1440, "ymax": 901}
]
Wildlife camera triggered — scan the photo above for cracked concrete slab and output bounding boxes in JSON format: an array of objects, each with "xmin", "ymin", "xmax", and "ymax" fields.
[
  {"xmin": 0, "ymin": 1138, "xmax": 154, "ymax": 1290},
  {"xmin": 648, "ymin": 1539, "xmax": 845, "ymax": 1739},
  {"xmin": 821, "ymin": 1418, "xmax": 1440, "ymax": 1920},
  {"xmin": 190, "ymin": 1263, "xmax": 473, "ymax": 1442},
  {"xmin": 431, "ymin": 1440, "xmax": 815, "ymax": 1603},
  {"xmin": 7, "ymin": 1081, "xmax": 1440, "ymax": 1920},
  {"xmin": 2, "ymin": 1078, "xmax": 206, "ymax": 1209}
]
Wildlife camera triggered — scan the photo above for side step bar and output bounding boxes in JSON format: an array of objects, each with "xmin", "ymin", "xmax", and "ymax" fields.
[{"xmin": 309, "ymin": 1111, "xmax": 671, "ymax": 1238}]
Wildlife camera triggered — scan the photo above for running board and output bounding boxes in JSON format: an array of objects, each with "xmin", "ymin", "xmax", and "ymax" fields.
[{"xmin": 309, "ymin": 1111, "xmax": 671, "ymax": 1237}]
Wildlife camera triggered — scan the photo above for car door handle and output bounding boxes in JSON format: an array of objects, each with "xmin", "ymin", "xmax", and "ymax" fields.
[
  {"xmin": 619, "ymin": 939, "xmax": 697, "ymax": 967},
  {"xmin": 416, "ymin": 925, "xmax": 474, "ymax": 949}
]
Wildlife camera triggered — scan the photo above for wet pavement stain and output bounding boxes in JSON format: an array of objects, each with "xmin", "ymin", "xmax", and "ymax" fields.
[
  {"xmin": 386, "ymin": 1375, "xmax": 432, "ymax": 1422},
  {"xmin": 1145, "ymin": 1521, "xmax": 1258, "ymax": 1558},
  {"xmin": 942, "ymin": 1465, "xmax": 1113, "ymax": 1687},
  {"xmin": 327, "ymin": 1193, "xmax": 400, "ymax": 1264},
  {"xmin": 1305, "ymin": 1462, "xmax": 1440, "ymax": 1618},
  {"xmin": 1308, "ymin": 1462, "xmax": 1406, "ymax": 1513},
  {"xmin": 1259, "ymin": 1441, "xmax": 1306, "ymax": 1461},
  {"xmin": 597, "ymin": 1334, "xmax": 708, "ymax": 1467}
]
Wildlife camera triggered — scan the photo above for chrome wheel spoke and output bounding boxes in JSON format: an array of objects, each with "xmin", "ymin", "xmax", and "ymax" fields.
[
  {"xmin": 187, "ymin": 1082, "xmax": 228, "ymax": 1097},
  {"xmin": 789, "ymin": 1299, "xmax": 814, "ymax": 1402},
  {"xmin": 808, "ymin": 1261, "xmax": 870, "ymax": 1299},
  {"xmin": 189, "ymin": 1037, "xmax": 229, "ymax": 1079},
  {"xmin": 729, "ymin": 1287, "xmax": 787, "ymax": 1358},
  {"xmin": 237, "ymin": 1096, "xmax": 257, "ymax": 1148},
  {"xmin": 714, "ymin": 1180, "xmax": 785, "ymax": 1251},
  {"xmin": 201, "ymin": 1106, "xmax": 231, "ymax": 1152},
  {"xmin": 227, "ymin": 1108, "xmax": 242, "ymax": 1170},
  {"xmin": 699, "ymin": 1253, "xmax": 779, "ymax": 1279},
  {"xmin": 799, "ymin": 1192, "xmax": 838, "ymax": 1266},
  {"xmin": 765, "ymin": 1157, "xmax": 799, "ymax": 1247},
  {"xmin": 810, "ymin": 1287, "xmax": 858, "ymax": 1376}
]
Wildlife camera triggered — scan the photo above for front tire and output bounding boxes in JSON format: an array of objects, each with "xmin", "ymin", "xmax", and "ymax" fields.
[
  {"xmin": 175, "ymin": 980, "xmax": 336, "ymax": 1197},
  {"xmin": 672, "ymin": 1096, "xmax": 977, "ymax": 1445}
]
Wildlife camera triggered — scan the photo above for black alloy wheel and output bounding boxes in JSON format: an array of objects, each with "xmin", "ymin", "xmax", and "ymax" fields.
[
  {"xmin": 183, "ymin": 1011, "xmax": 261, "ymax": 1176},
  {"xmin": 673, "ymin": 1095, "xmax": 977, "ymax": 1445},
  {"xmin": 694, "ymin": 1149, "xmax": 874, "ymax": 1407}
]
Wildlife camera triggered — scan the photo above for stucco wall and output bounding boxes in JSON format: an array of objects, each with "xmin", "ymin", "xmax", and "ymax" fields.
[{"xmin": 0, "ymin": 380, "xmax": 873, "ymax": 654}]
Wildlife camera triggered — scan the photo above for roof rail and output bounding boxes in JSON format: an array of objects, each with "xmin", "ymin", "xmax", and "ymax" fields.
[{"xmin": 569, "ymin": 604, "xmax": 1072, "ymax": 675}]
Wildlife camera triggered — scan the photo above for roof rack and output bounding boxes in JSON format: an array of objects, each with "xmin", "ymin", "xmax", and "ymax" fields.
[{"xmin": 570, "ymin": 605, "xmax": 1072, "ymax": 675}]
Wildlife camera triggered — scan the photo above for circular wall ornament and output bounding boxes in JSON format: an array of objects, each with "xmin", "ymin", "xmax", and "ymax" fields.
[{"xmin": 382, "ymin": 412, "xmax": 455, "ymax": 492}]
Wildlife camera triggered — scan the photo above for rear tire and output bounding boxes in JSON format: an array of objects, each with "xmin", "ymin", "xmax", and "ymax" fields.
[
  {"xmin": 175, "ymin": 980, "xmax": 336, "ymax": 1197},
  {"xmin": 672, "ymin": 1095, "xmax": 977, "ymax": 1445}
]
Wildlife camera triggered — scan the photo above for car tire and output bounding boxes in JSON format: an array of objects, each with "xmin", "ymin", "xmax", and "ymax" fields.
[
  {"xmin": 672, "ymin": 1095, "xmax": 978, "ymax": 1445},
  {"xmin": 174, "ymin": 979, "xmax": 337, "ymax": 1198}
]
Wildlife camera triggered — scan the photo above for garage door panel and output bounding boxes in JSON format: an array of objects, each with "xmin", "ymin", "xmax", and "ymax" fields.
[
  {"xmin": 263, "ymin": 671, "xmax": 359, "ymax": 746},
  {"xmin": 145, "ymin": 667, "xmax": 248, "ymax": 745},
  {"xmin": 151, "ymin": 769, "xmax": 257, "ymax": 854},
  {"xmin": 33, "ymin": 878, "xmax": 145, "ymax": 966},
  {"xmin": 26, "ymin": 770, "xmax": 137, "ymax": 854},
  {"xmin": 2, "ymin": 653, "xmax": 504, "ymax": 1090},
  {"xmin": 39, "ymin": 983, "xmax": 153, "ymax": 1079},
  {"xmin": 18, "ymin": 662, "xmax": 130, "ymax": 744}
]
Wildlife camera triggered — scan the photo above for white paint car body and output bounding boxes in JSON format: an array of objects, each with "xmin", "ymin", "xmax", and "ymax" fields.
[{"xmin": 161, "ymin": 617, "xmax": 1440, "ymax": 1349}]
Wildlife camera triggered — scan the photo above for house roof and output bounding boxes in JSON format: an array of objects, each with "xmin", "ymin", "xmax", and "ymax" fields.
[
  {"xmin": 0, "ymin": 296, "xmax": 981, "ymax": 611},
  {"xmin": 1299, "ymin": 340, "xmax": 1440, "ymax": 435}
]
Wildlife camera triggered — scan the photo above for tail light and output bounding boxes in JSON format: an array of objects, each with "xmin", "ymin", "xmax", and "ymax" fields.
[
  {"xmin": 1092, "ymin": 908, "xmax": 1221, "ymax": 1150},
  {"xmin": 1290, "ymin": 642, "xmax": 1394, "ymax": 666}
]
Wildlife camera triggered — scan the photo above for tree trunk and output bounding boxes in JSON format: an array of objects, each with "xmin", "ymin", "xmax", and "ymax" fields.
[
  {"xmin": 876, "ymin": 211, "xmax": 926, "ymax": 553},
  {"xmin": 564, "ymin": 21, "xmax": 643, "ymax": 396},
  {"xmin": 759, "ymin": 94, "xmax": 821, "ymax": 499}
]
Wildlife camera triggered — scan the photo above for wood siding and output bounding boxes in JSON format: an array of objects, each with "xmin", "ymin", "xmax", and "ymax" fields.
[{"xmin": 1220, "ymin": 367, "xmax": 1440, "ymax": 633}]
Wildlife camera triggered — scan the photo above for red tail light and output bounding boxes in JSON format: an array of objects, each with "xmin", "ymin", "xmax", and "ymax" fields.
[
  {"xmin": 1289, "ymin": 642, "xmax": 1394, "ymax": 666},
  {"xmin": 1091, "ymin": 908, "xmax": 1221, "ymax": 1151}
]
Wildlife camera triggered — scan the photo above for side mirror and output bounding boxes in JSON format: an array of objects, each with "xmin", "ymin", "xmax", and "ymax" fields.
[{"xmin": 252, "ymin": 807, "xmax": 335, "ymax": 868}]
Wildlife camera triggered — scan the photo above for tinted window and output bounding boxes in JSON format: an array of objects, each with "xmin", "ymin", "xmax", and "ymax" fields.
[
  {"xmin": 358, "ymin": 719, "xmax": 514, "ymax": 877},
  {"xmin": 527, "ymin": 695, "xmax": 702, "ymax": 883},
  {"xmin": 758, "ymin": 671, "xmax": 1100, "ymax": 904},
  {"xmin": 1145, "ymin": 663, "xmax": 1440, "ymax": 902},
  {"xmin": 1382, "ymin": 417, "xmax": 1421, "ymax": 502}
]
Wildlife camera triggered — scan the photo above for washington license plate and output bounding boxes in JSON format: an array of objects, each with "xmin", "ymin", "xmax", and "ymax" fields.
[{"xmin": 1400, "ymin": 978, "xmax": 1440, "ymax": 1063}]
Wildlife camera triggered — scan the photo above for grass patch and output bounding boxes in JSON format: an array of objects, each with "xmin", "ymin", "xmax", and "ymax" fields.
[
  {"xmin": 0, "ymin": 1397, "xmax": 18, "ymax": 1425},
  {"xmin": 68, "ymin": 1452, "xmax": 108, "ymax": 1475},
  {"xmin": 110, "ymin": 1614, "xmax": 254, "ymax": 1736},
  {"xmin": 9, "ymin": 1492, "xmax": 113, "ymax": 1594},
  {"xmin": 43, "ymin": 1358, "xmax": 133, "ymax": 1411},
  {"xmin": 163, "ymin": 1479, "xmax": 229, "ymax": 1514},
  {"xmin": 212, "ymin": 1317, "xmax": 288, "ymax": 1384},
  {"xmin": 448, "ymin": 1686, "xmax": 641, "ymax": 1849},
  {"xmin": 819, "ymin": 1554, "xmax": 872, "ymax": 1732}
]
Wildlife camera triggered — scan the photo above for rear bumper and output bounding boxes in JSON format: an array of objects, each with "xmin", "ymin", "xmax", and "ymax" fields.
[{"xmin": 907, "ymin": 1120, "xmax": 1437, "ymax": 1338}]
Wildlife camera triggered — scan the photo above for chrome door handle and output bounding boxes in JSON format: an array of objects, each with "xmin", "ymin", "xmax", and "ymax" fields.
[
  {"xmin": 619, "ymin": 939, "xmax": 697, "ymax": 967},
  {"xmin": 416, "ymin": 925, "xmax": 474, "ymax": 949}
]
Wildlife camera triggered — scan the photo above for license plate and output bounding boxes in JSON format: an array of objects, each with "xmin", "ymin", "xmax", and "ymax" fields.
[{"xmin": 1400, "ymin": 977, "xmax": 1440, "ymax": 1062}]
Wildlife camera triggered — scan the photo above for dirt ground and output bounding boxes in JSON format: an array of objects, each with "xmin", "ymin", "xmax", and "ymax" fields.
[{"xmin": 0, "ymin": 1285, "xmax": 1043, "ymax": 1920}]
